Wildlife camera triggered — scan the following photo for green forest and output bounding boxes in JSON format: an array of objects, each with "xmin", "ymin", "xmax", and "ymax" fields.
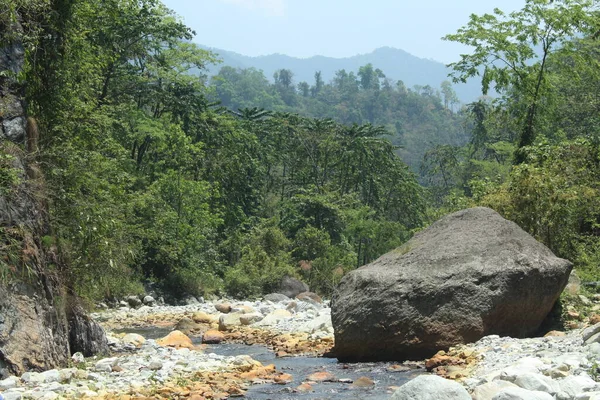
[{"xmin": 2, "ymin": 0, "xmax": 600, "ymax": 303}]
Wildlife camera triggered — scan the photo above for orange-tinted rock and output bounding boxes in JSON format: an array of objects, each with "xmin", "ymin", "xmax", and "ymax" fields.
[
  {"xmin": 590, "ymin": 314, "xmax": 600, "ymax": 325},
  {"xmin": 567, "ymin": 310, "xmax": 580, "ymax": 320},
  {"xmin": 296, "ymin": 383, "xmax": 313, "ymax": 393},
  {"xmin": 544, "ymin": 330, "xmax": 567, "ymax": 337},
  {"xmin": 203, "ymin": 330, "xmax": 225, "ymax": 344},
  {"xmin": 425, "ymin": 353, "xmax": 453, "ymax": 371},
  {"xmin": 307, "ymin": 371, "xmax": 336, "ymax": 382},
  {"xmin": 274, "ymin": 373, "xmax": 293, "ymax": 384},
  {"xmin": 352, "ymin": 376, "xmax": 375, "ymax": 387},
  {"xmin": 156, "ymin": 330, "xmax": 194, "ymax": 349},
  {"xmin": 296, "ymin": 292, "xmax": 323, "ymax": 303},
  {"xmin": 215, "ymin": 303, "xmax": 232, "ymax": 313},
  {"xmin": 192, "ymin": 312, "xmax": 216, "ymax": 324}
]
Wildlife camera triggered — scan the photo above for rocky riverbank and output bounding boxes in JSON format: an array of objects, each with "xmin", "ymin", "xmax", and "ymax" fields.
[
  {"xmin": 0, "ymin": 294, "xmax": 341, "ymax": 399},
  {"xmin": 3, "ymin": 293, "xmax": 600, "ymax": 400},
  {"xmin": 403, "ymin": 326, "xmax": 600, "ymax": 399}
]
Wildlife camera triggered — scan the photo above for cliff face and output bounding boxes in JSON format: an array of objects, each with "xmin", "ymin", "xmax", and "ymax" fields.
[{"xmin": 0, "ymin": 18, "xmax": 107, "ymax": 378}]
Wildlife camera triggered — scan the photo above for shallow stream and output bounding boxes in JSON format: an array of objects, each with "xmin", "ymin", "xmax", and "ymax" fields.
[{"xmin": 117, "ymin": 327, "xmax": 421, "ymax": 399}]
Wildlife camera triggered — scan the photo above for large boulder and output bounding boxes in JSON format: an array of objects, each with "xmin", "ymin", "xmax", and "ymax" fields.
[
  {"xmin": 276, "ymin": 276, "xmax": 309, "ymax": 298},
  {"xmin": 331, "ymin": 207, "xmax": 572, "ymax": 361}
]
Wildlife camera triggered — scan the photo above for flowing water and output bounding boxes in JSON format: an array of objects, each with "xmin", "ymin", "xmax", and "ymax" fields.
[{"xmin": 116, "ymin": 327, "xmax": 421, "ymax": 399}]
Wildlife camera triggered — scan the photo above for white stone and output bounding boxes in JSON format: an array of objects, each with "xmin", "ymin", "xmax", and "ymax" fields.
[
  {"xmin": 71, "ymin": 352, "xmax": 85, "ymax": 364},
  {"xmin": 94, "ymin": 357, "xmax": 119, "ymax": 372},
  {"xmin": 0, "ymin": 376, "xmax": 19, "ymax": 391},
  {"xmin": 296, "ymin": 313, "xmax": 332, "ymax": 334},
  {"xmin": 472, "ymin": 381, "xmax": 519, "ymax": 400},
  {"xmin": 39, "ymin": 392, "xmax": 58, "ymax": 400},
  {"xmin": 20, "ymin": 372, "xmax": 44, "ymax": 385},
  {"xmin": 576, "ymin": 391, "xmax": 600, "ymax": 400},
  {"xmin": 122, "ymin": 333, "xmax": 145, "ymax": 347},
  {"xmin": 1, "ymin": 392, "xmax": 24, "ymax": 400},
  {"xmin": 390, "ymin": 375, "xmax": 471, "ymax": 400},
  {"xmin": 39, "ymin": 370, "xmax": 60, "ymax": 384},
  {"xmin": 514, "ymin": 372, "xmax": 560, "ymax": 394},
  {"xmin": 558, "ymin": 375, "xmax": 598, "ymax": 398},
  {"xmin": 492, "ymin": 387, "xmax": 554, "ymax": 400}
]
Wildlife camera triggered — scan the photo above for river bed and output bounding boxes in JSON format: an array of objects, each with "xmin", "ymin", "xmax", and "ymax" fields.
[{"xmin": 116, "ymin": 326, "xmax": 422, "ymax": 399}]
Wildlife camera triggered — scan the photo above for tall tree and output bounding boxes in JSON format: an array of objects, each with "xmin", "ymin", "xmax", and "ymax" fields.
[{"xmin": 444, "ymin": 0, "xmax": 600, "ymax": 162}]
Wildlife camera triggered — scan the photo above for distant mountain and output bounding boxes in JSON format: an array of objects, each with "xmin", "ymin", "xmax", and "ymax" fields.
[{"xmin": 200, "ymin": 45, "xmax": 483, "ymax": 104}]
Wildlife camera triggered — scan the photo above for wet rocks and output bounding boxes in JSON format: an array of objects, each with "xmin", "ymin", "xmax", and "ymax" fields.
[{"xmin": 202, "ymin": 330, "xmax": 225, "ymax": 344}]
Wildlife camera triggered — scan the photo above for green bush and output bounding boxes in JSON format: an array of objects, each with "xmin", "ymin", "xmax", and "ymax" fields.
[{"xmin": 224, "ymin": 221, "xmax": 296, "ymax": 298}]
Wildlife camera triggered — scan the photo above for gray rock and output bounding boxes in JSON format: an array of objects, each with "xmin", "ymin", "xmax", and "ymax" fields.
[
  {"xmin": 148, "ymin": 361, "xmax": 162, "ymax": 371},
  {"xmin": 218, "ymin": 313, "xmax": 243, "ymax": 330},
  {"xmin": 183, "ymin": 296, "xmax": 200, "ymax": 305},
  {"xmin": 0, "ymin": 283, "xmax": 71, "ymax": 376},
  {"xmin": 390, "ymin": 375, "xmax": 471, "ymax": 400},
  {"xmin": 492, "ymin": 387, "xmax": 554, "ymax": 400},
  {"xmin": 331, "ymin": 207, "xmax": 572, "ymax": 361},
  {"xmin": 239, "ymin": 313, "xmax": 263, "ymax": 325},
  {"xmin": 584, "ymin": 324, "xmax": 600, "ymax": 344},
  {"xmin": 2, "ymin": 117, "xmax": 25, "ymax": 142},
  {"xmin": 276, "ymin": 276, "xmax": 309, "ymax": 299},
  {"xmin": 20, "ymin": 372, "xmax": 44, "ymax": 384},
  {"xmin": 68, "ymin": 305, "xmax": 109, "ymax": 357},
  {"xmin": 125, "ymin": 296, "xmax": 142, "ymax": 308},
  {"xmin": 142, "ymin": 296, "xmax": 155, "ymax": 306},
  {"xmin": 39, "ymin": 369, "xmax": 61, "ymax": 383},
  {"xmin": 264, "ymin": 293, "xmax": 290, "ymax": 303}
]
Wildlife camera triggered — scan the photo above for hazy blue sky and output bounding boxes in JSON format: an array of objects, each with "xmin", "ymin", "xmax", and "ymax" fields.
[{"xmin": 161, "ymin": 0, "xmax": 526, "ymax": 64}]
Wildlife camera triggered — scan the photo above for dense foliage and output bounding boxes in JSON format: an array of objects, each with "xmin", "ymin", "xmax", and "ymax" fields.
[
  {"xmin": 4, "ymin": 0, "xmax": 600, "ymax": 303},
  {"xmin": 211, "ymin": 65, "xmax": 468, "ymax": 173},
  {"xmin": 1, "ymin": 0, "xmax": 425, "ymax": 300},
  {"xmin": 432, "ymin": 0, "xmax": 600, "ymax": 281}
]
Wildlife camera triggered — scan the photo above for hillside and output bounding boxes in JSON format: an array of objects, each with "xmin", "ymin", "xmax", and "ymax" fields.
[{"xmin": 201, "ymin": 45, "xmax": 483, "ymax": 103}]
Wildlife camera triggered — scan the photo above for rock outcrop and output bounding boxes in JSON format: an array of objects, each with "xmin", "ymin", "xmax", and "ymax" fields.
[
  {"xmin": 0, "ymin": 15, "xmax": 107, "ymax": 377},
  {"xmin": 331, "ymin": 207, "xmax": 572, "ymax": 361}
]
